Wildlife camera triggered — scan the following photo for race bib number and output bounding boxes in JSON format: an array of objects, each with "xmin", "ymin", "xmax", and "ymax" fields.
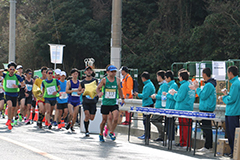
[
  {"xmin": 105, "ymin": 89, "xmax": 116, "ymax": 99},
  {"xmin": 72, "ymin": 88, "xmax": 80, "ymax": 97},
  {"xmin": 6, "ymin": 80, "xmax": 16, "ymax": 88},
  {"xmin": 46, "ymin": 86, "xmax": 56, "ymax": 95},
  {"xmin": 60, "ymin": 92, "xmax": 68, "ymax": 99},
  {"xmin": 26, "ymin": 84, "xmax": 33, "ymax": 91}
]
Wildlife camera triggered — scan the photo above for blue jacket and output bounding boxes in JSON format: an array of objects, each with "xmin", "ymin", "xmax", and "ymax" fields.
[
  {"xmin": 196, "ymin": 78, "xmax": 216, "ymax": 112},
  {"xmin": 166, "ymin": 80, "xmax": 178, "ymax": 109},
  {"xmin": 155, "ymin": 81, "xmax": 169, "ymax": 108},
  {"xmin": 223, "ymin": 76, "xmax": 240, "ymax": 116},
  {"xmin": 174, "ymin": 80, "xmax": 195, "ymax": 111},
  {"xmin": 138, "ymin": 79, "xmax": 155, "ymax": 107}
]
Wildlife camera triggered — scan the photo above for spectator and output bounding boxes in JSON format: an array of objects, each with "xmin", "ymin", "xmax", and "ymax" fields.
[
  {"xmin": 221, "ymin": 66, "xmax": 240, "ymax": 158},
  {"xmin": 151, "ymin": 70, "xmax": 168, "ymax": 141},
  {"xmin": 134, "ymin": 72, "xmax": 155, "ymax": 140}
]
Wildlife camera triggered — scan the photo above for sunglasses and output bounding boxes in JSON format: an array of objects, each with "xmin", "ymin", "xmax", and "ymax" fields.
[
  {"xmin": 48, "ymin": 72, "xmax": 53, "ymax": 75},
  {"xmin": 28, "ymin": 73, "xmax": 32, "ymax": 75},
  {"xmin": 9, "ymin": 68, "xmax": 15, "ymax": 71}
]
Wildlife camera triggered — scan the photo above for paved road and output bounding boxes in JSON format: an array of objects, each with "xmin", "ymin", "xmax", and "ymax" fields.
[{"xmin": 0, "ymin": 118, "xmax": 230, "ymax": 160}]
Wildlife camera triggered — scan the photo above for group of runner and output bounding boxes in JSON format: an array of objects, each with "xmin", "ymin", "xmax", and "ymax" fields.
[{"xmin": 0, "ymin": 62, "xmax": 125, "ymax": 141}]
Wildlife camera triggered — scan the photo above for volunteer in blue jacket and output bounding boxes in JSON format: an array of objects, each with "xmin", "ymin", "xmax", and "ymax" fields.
[
  {"xmin": 190, "ymin": 68, "xmax": 216, "ymax": 152},
  {"xmin": 170, "ymin": 69, "xmax": 195, "ymax": 147},
  {"xmin": 163, "ymin": 70, "xmax": 178, "ymax": 143},
  {"xmin": 150, "ymin": 70, "xmax": 168, "ymax": 141},
  {"xmin": 134, "ymin": 72, "xmax": 155, "ymax": 140},
  {"xmin": 220, "ymin": 66, "xmax": 240, "ymax": 158}
]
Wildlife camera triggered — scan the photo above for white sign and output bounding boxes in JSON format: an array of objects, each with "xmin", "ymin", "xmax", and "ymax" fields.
[
  {"xmin": 48, "ymin": 44, "xmax": 65, "ymax": 64},
  {"xmin": 212, "ymin": 61, "xmax": 226, "ymax": 80},
  {"xmin": 196, "ymin": 63, "xmax": 206, "ymax": 78}
]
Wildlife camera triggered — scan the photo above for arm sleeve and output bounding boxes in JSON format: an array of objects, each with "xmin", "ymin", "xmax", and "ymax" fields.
[
  {"xmin": 223, "ymin": 84, "xmax": 238, "ymax": 104},
  {"xmin": 2, "ymin": 73, "xmax": 6, "ymax": 78},
  {"xmin": 166, "ymin": 85, "xmax": 178, "ymax": 100},
  {"xmin": 196, "ymin": 84, "xmax": 213, "ymax": 100},
  {"xmin": 155, "ymin": 84, "xmax": 169, "ymax": 100},
  {"xmin": 16, "ymin": 74, "xmax": 23, "ymax": 82},
  {"xmin": 138, "ymin": 86, "xmax": 152, "ymax": 99},
  {"xmin": 173, "ymin": 85, "xmax": 187, "ymax": 102}
]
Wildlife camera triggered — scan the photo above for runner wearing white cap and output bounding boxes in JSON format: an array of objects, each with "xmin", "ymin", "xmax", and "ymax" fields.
[{"xmin": 56, "ymin": 71, "xmax": 68, "ymax": 129}]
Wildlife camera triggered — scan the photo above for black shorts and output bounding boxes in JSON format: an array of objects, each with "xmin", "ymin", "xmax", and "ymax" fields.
[
  {"xmin": 25, "ymin": 96, "xmax": 32, "ymax": 105},
  {"xmin": 83, "ymin": 103, "xmax": 97, "ymax": 115},
  {"xmin": 18, "ymin": 94, "xmax": 25, "ymax": 102},
  {"xmin": 32, "ymin": 100, "xmax": 36, "ymax": 108},
  {"xmin": 57, "ymin": 103, "xmax": 68, "ymax": 110},
  {"xmin": 0, "ymin": 93, "xmax": 4, "ymax": 101},
  {"xmin": 101, "ymin": 105, "xmax": 119, "ymax": 115},
  {"xmin": 5, "ymin": 95, "xmax": 18, "ymax": 107},
  {"xmin": 45, "ymin": 99, "xmax": 57, "ymax": 106}
]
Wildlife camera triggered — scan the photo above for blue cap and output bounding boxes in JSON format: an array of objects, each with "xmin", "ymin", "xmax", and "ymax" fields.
[{"xmin": 107, "ymin": 65, "xmax": 117, "ymax": 71}]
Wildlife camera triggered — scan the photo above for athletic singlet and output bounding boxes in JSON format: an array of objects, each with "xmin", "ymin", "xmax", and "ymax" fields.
[
  {"xmin": 102, "ymin": 77, "xmax": 118, "ymax": 106},
  {"xmin": 68, "ymin": 79, "xmax": 80, "ymax": 103},
  {"xmin": 57, "ymin": 80, "xmax": 68, "ymax": 104},
  {"xmin": 25, "ymin": 78, "xmax": 33, "ymax": 94}
]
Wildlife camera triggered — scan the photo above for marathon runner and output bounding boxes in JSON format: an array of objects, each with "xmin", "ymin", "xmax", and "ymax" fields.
[
  {"xmin": 66, "ymin": 68, "xmax": 83, "ymax": 132},
  {"xmin": 56, "ymin": 71, "xmax": 68, "ymax": 129},
  {"xmin": 96, "ymin": 64, "xmax": 125, "ymax": 142},
  {"xmin": 81, "ymin": 66, "xmax": 98, "ymax": 137},
  {"xmin": 24, "ymin": 69, "xmax": 33, "ymax": 125},
  {"xmin": 41, "ymin": 68, "xmax": 60, "ymax": 129},
  {"xmin": 0, "ymin": 62, "xmax": 24, "ymax": 130},
  {"xmin": 34, "ymin": 66, "xmax": 47, "ymax": 129}
]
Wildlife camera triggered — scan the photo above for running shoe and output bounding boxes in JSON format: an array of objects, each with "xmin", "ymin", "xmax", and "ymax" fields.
[
  {"xmin": 61, "ymin": 120, "xmax": 65, "ymax": 127},
  {"xmin": 5, "ymin": 119, "xmax": 11, "ymax": 126},
  {"xmin": 103, "ymin": 125, "xmax": 108, "ymax": 137},
  {"xmin": 25, "ymin": 119, "xmax": 30, "ymax": 125},
  {"xmin": 52, "ymin": 121, "xmax": 57, "ymax": 126},
  {"xmin": 66, "ymin": 123, "xmax": 71, "ymax": 130},
  {"xmin": 18, "ymin": 114, "xmax": 22, "ymax": 122},
  {"xmin": 58, "ymin": 124, "xmax": 62, "ymax": 129},
  {"xmin": 8, "ymin": 124, "xmax": 13, "ymax": 130},
  {"xmin": 85, "ymin": 132, "xmax": 90, "ymax": 137},
  {"xmin": 48, "ymin": 124, "xmax": 52, "ymax": 130},
  {"xmin": 109, "ymin": 132, "xmax": 116, "ymax": 141},
  {"xmin": 138, "ymin": 135, "xmax": 145, "ymax": 140},
  {"xmin": 70, "ymin": 127, "xmax": 75, "ymax": 132},
  {"xmin": 12, "ymin": 120, "xmax": 18, "ymax": 126},
  {"xmin": 99, "ymin": 134, "xmax": 105, "ymax": 142}
]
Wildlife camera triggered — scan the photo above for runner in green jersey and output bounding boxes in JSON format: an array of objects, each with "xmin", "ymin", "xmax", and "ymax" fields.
[{"xmin": 96, "ymin": 64, "xmax": 125, "ymax": 142}]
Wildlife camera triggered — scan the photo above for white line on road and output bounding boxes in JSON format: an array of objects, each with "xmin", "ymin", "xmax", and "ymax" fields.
[{"xmin": 0, "ymin": 135, "xmax": 65, "ymax": 160}]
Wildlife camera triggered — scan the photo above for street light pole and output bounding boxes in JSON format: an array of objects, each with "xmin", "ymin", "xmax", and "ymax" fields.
[
  {"xmin": 110, "ymin": 0, "xmax": 122, "ymax": 77},
  {"xmin": 8, "ymin": 0, "xmax": 17, "ymax": 62}
]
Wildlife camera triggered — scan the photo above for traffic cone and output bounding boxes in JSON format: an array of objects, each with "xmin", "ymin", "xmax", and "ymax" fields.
[
  {"xmin": 5, "ymin": 106, "xmax": 8, "ymax": 116},
  {"xmin": 33, "ymin": 108, "xmax": 38, "ymax": 121}
]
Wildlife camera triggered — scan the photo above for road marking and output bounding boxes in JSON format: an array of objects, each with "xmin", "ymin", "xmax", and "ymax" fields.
[{"xmin": 0, "ymin": 135, "xmax": 65, "ymax": 160}]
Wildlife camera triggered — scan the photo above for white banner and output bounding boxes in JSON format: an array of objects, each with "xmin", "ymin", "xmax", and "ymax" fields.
[
  {"xmin": 196, "ymin": 63, "xmax": 206, "ymax": 78},
  {"xmin": 48, "ymin": 44, "xmax": 65, "ymax": 64},
  {"xmin": 212, "ymin": 61, "xmax": 226, "ymax": 80}
]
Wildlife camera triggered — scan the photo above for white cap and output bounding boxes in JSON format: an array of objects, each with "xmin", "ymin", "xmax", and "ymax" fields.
[
  {"xmin": 60, "ymin": 71, "xmax": 66, "ymax": 77},
  {"xmin": 16, "ymin": 65, "xmax": 23, "ymax": 70},
  {"xmin": 55, "ymin": 68, "xmax": 61, "ymax": 75}
]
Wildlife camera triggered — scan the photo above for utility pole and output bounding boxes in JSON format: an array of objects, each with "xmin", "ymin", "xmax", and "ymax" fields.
[
  {"xmin": 9, "ymin": 0, "xmax": 17, "ymax": 62},
  {"xmin": 110, "ymin": 0, "xmax": 122, "ymax": 77}
]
